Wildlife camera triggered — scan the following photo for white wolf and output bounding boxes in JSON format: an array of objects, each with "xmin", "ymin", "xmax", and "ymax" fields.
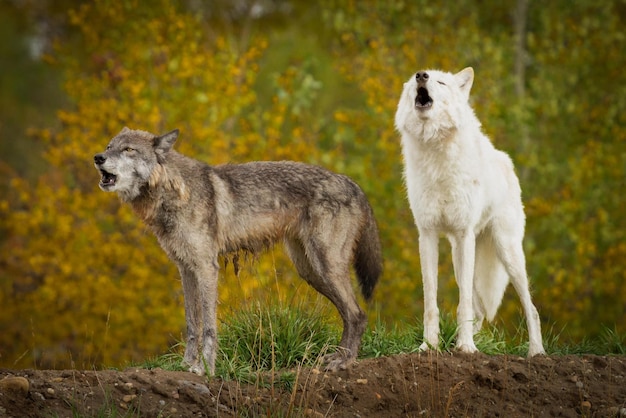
[{"xmin": 395, "ymin": 67, "xmax": 544, "ymax": 357}]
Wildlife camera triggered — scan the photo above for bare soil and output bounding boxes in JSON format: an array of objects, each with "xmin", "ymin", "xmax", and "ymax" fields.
[{"xmin": 1, "ymin": 353, "xmax": 625, "ymax": 417}]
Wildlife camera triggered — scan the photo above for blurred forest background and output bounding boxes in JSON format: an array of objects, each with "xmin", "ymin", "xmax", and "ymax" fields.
[{"xmin": 0, "ymin": 0, "xmax": 624, "ymax": 369}]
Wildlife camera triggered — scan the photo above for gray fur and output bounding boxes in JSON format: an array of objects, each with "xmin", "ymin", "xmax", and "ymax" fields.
[{"xmin": 94, "ymin": 127, "xmax": 382, "ymax": 375}]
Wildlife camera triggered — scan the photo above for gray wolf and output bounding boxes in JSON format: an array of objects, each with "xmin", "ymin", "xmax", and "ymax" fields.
[
  {"xmin": 94, "ymin": 127, "xmax": 382, "ymax": 375},
  {"xmin": 394, "ymin": 67, "xmax": 544, "ymax": 357}
]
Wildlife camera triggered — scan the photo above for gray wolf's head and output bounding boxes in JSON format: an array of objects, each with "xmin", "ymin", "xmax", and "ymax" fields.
[
  {"xmin": 94, "ymin": 127, "xmax": 179, "ymax": 201},
  {"xmin": 395, "ymin": 67, "xmax": 475, "ymax": 141}
]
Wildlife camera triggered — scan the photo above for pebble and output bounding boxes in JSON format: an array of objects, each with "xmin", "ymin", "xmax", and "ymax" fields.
[
  {"xmin": 304, "ymin": 408, "xmax": 325, "ymax": 418},
  {"xmin": 122, "ymin": 394, "xmax": 137, "ymax": 403},
  {"xmin": 32, "ymin": 392, "xmax": 46, "ymax": 401},
  {"xmin": 0, "ymin": 376, "xmax": 30, "ymax": 395}
]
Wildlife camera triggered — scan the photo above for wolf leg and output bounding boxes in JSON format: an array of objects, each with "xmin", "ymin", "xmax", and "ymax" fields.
[
  {"xmin": 286, "ymin": 238, "xmax": 366, "ymax": 371},
  {"xmin": 494, "ymin": 235, "xmax": 545, "ymax": 357},
  {"xmin": 179, "ymin": 258, "xmax": 220, "ymax": 376},
  {"xmin": 197, "ymin": 258, "xmax": 220, "ymax": 375},
  {"xmin": 179, "ymin": 264, "xmax": 202, "ymax": 373},
  {"xmin": 418, "ymin": 230, "xmax": 440, "ymax": 352},
  {"xmin": 450, "ymin": 231, "xmax": 478, "ymax": 353}
]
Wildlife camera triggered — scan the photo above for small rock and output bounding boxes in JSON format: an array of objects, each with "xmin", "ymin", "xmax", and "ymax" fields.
[
  {"xmin": 304, "ymin": 408, "xmax": 325, "ymax": 418},
  {"xmin": 47, "ymin": 388, "xmax": 55, "ymax": 395},
  {"xmin": 581, "ymin": 400, "xmax": 591, "ymax": 410},
  {"xmin": 0, "ymin": 376, "xmax": 30, "ymax": 395},
  {"xmin": 356, "ymin": 378, "xmax": 368, "ymax": 384},
  {"xmin": 32, "ymin": 392, "xmax": 46, "ymax": 401},
  {"xmin": 180, "ymin": 380, "xmax": 210, "ymax": 396},
  {"xmin": 605, "ymin": 407, "xmax": 626, "ymax": 416},
  {"xmin": 122, "ymin": 394, "xmax": 136, "ymax": 403}
]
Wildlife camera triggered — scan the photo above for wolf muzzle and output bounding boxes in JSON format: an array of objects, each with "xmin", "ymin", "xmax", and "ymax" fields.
[
  {"xmin": 94, "ymin": 154, "xmax": 117, "ymax": 188},
  {"xmin": 414, "ymin": 71, "xmax": 433, "ymax": 109}
]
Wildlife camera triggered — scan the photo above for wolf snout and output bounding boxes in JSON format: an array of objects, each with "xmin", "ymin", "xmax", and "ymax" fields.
[
  {"xmin": 415, "ymin": 71, "xmax": 429, "ymax": 83},
  {"xmin": 94, "ymin": 154, "xmax": 106, "ymax": 165}
]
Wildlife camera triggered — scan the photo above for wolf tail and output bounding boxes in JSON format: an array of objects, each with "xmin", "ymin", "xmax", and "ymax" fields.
[
  {"xmin": 354, "ymin": 211, "xmax": 383, "ymax": 301},
  {"xmin": 473, "ymin": 233, "xmax": 509, "ymax": 323}
]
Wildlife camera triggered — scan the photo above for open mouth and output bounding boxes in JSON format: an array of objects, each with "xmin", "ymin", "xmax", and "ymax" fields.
[
  {"xmin": 99, "ymin": 169, "xmax": 117, "ymax": 188},
  {"xmin": 415, "ymin": 87, "xmax": 433, "ymax": 109}
]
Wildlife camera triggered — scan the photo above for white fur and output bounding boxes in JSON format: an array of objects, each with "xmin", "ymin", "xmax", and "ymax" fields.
[{"xmin": 395, "ymin": 67, "xmax": 544, "ymax": 357}]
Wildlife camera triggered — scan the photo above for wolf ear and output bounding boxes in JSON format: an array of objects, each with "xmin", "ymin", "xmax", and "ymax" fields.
[
  {"xmin": 154, "ymin": 129, "xmax": 179, "ymax": 154},
  {"xmin": 455, "ymin": 67, "xmax": 474, "ymax": 99}
]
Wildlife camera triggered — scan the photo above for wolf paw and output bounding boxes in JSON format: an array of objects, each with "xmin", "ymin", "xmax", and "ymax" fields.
[
  {"xmin": 527, "ymin": 346, "xmax": 546, "ymax": 357},
  {"xmin": 187, "ymin": 364, "xmax": 206, "ymax": 376},
  {"xmin": 418, "ymin": 341, "xmax": 440, "ymax": 353},
  {"xmin": 455, "ymin": 342, "xmax": 478, "ymax": 354},
  {"xmin": 322, "ymin": 351, "xmax": 354, "ymax": 372}
]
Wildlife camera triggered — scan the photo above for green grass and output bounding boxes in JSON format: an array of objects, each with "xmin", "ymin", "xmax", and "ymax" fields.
[
  {"xmin": 215, "ymin": 301, "xmax": 338, "ymax": 382},
  {"xmin": 136, "ymin": 303, "xmax": 626, "ymax": 381}
]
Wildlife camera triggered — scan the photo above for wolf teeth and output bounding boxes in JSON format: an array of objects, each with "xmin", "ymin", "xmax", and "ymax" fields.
[{"xmin": 100, "ymin": 171, "xmax": 117, "ymax": 185}]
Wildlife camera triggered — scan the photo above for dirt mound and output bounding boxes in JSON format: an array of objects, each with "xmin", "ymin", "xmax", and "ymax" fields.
[{"xmin": 1, "ymin": 353, "xmax": 625, "ymax": 417}]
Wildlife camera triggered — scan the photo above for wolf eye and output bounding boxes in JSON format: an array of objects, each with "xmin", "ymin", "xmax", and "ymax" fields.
[
  {"xmin": 437, "ymin": 81, "xmax": 446, "ymax": 86},
  {"xmin": 124, "ymin": 147, "xmax": 134, "ymax": 152}
]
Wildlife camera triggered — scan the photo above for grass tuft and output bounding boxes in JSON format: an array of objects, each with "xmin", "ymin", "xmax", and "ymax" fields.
[
  {"xmin": 599, "ymin": 325, "xmax": 626, "ymax": 355},
  {"xmin": 138, "ymin": 342, "xmax": 186, "ymax": 372},
  {"xmin": 215, "ymin": 301, "xmax": 338, "ymax": 381},
  {"xmin": 360, "ymin": 314, "xmax": 421, "ymax": 358}
]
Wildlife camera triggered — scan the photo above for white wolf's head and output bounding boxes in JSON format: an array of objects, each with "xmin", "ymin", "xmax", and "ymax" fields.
[
  {"xmin": 394, "ymin": 67, "xmax": 477, "ymax": 143},
  {"xmin": 94, "ymin": 127, "xmax": 179, "ymax": 201}
]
